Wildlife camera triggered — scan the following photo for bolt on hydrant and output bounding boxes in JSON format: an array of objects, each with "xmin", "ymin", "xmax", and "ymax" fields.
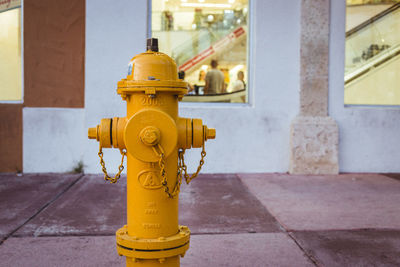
[{"xmin": 88, "ymin": 38, "xmax": 216, "ymax": 266}]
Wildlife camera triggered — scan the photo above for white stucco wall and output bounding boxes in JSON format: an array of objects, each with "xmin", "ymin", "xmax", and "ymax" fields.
[
  {"xmin": 23, "ymin": 108, "xmax": 86, "ymax": 172},
  {"xmin": 23, "ymin": 0, "xmax": 400, "ymax": 173},
  {"xmin": 329, "ymin": 0, "xmax": 400, "ymax": 173},
  {"xmin": 83, "ymin": 0, "xmax": 146, "ymax": 174}
]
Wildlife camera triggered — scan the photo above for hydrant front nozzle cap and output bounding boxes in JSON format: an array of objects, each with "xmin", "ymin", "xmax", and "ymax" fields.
[{"xmin": 146, "ymin": 38, "xmax": 159, "ymax": 52}]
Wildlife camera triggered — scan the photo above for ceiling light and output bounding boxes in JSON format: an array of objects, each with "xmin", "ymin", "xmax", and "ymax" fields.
[
  {"xmin": 181, "ymin": 3, "xmax": 232, "ymax": 8},
  {"xmin": 229, "ymin": 64, "xmax": 244, "ymax": 74}
]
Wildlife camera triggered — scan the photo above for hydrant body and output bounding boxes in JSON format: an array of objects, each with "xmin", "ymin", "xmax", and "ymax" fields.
[{"xmin": 88, "ymin": 39, "xmax": 215, "ymax": 266}]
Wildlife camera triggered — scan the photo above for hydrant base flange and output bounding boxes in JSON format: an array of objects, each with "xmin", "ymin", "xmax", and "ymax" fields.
[{"xmin": 116, "ymin": 225, "xmax": 190, "ymax": 260}]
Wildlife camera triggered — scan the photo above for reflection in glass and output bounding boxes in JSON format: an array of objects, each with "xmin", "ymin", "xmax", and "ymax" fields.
[
  {"xmin": 345, "ymin": 2, "xmax": 400, "ymax": 105},
  {"xmin": 0, "ymin": 8, "xmax": 21, "ymax": 101},
  {"xmin": 152, "ymin": 0, "xmax": 249, "ymax": 103}
]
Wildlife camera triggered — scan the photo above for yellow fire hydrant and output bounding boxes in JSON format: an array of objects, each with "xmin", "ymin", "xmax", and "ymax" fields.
[{"xmin": 88, "ymin": 38, "xmax": 215, "ymax": 266}]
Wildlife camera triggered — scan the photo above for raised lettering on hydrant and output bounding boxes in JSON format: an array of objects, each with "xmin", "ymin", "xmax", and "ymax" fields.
[{"xmin": 88, "ymin": 38, "xmax": 216, "ymax": 266}]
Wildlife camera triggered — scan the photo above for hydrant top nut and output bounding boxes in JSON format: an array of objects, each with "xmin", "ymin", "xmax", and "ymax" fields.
[{"xmin": 140, "ymin": 126, "xmax": 161, "ymax": 146}]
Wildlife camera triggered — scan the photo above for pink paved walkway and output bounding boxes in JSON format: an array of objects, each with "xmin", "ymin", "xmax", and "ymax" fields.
[{"xmin": 0, "ymin": 173, "xmax": 399, "ymax": 266}]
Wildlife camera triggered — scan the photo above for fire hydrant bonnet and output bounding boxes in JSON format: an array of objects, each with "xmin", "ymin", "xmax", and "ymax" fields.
[{"xmin": 118, "ymin": 49, "xmax": 188, "ymax": 98}]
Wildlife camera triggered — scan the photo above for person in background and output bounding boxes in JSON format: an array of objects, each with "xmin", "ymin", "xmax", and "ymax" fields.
[
  {"xmin": 198, "ymin": 70, "xmax": 206, "ymax": 82},
  {"xmin": 204, "ymin": 59, "xmax": 225, "ymax": 95},
  {"xmin": 193, "ymin": 8, "xmax": 202, "ymax": 29},
  {"xmin": 161, "ymin": 11, "xmax": 174, "ymax": 31},
  {"xmin": 178, "ymin": 70, "xmax": 194, "ymax": 93},
  {"xmin": 221, "ymin": 68, "xmax": 230, "ymax": 88},
  {"xmin": 232, "ymin": 71, "xmax": 246, "ymax": 91}
]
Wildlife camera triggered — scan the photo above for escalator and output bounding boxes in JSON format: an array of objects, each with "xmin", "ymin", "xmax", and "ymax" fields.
[
  {"xmin": 151, "ymin": 6, "xmax": 249, "ymax": 103},
  {"xmin": 175, "ymin": 25, "xmax": 247, "ymax": 74},
  {"xmin": 345, "ymin": 3, "xmax": 400, "ymax": 105},
  {"xmin": 170, "ymin": 24, "xmax": 247, "ymax": 102}
]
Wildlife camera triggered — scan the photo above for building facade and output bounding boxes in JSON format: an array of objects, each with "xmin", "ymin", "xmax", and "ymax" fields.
[{"xmin": 1, "ymin": 0, "xmax": 400, "ymax": 174}]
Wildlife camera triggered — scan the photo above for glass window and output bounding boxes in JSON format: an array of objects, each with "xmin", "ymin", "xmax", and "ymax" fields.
[
  {"xmin": 152, "ymin": 0, "xmax": 249, "ymax": 103},
  {"xmin": 0, "ymin": 2, "xmax": 21, "ymax": 101},
  {"xmin": 345, "ymin": 0, "xmax": 400, "ymax": 105}
]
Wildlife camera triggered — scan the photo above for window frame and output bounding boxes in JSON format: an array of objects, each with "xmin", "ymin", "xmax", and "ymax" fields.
[{"xmin": 148, "ymin": 0, "xmax": 253, "ymax": 107}]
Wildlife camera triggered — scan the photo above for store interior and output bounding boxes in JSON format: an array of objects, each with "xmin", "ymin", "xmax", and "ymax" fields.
[
  {"xmin": 152, "ymin": 0, "xmax": 249, "ymax": 102},
  {"xmin": 1, "ymin": 0, "xmax": 399, "ymax": 105},
  {"xmin": 345, "ymin": 0, "xmax": 400, "ymax": 105},
  {"xmin": 0, "ymin": 7, "xmax": 21, "ymax": 101}
]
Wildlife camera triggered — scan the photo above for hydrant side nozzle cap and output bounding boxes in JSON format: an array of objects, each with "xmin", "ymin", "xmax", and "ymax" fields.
[
  {"xmin": 146, "ymin": 38, "xmax": 159, "ymax": 52},
  {"xmin": 206, "ymin": 127, "xmax": 216, "ymax": 140},
  {"xmin": 88, "ymin": 126, "xmax": 98, "ymax": 140}
]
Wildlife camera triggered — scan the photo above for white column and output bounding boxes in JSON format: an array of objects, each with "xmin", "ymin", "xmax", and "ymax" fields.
[{"xmin": 289, "ymin": 0, "xmax": 339, "ymax": 174}]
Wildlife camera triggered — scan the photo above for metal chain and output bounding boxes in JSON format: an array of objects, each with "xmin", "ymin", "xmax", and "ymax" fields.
[
  {"xmin": 98, "ymin": 144, "xmax": 127, "ymax": 184},
  {"xmin": 97, "ymin": 127, "xmax": 207, "ymax": 193},
  {"xmin": 180, "ymin": 140, "xmax": 207, "ymax": 185},
  {"xmin": 152, "ymin": 144, "xmax": 183, "ymax": 198}
]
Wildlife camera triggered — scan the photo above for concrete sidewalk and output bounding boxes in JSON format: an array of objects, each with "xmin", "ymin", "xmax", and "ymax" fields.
[{"xmin": 0, "ymin": 173, "xmax": 399, "ymax": 266}]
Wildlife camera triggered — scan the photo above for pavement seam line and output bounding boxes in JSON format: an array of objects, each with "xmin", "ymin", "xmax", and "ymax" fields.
[
  {"xmin": 0, "ymin": 174, "xmax": 85, "ymax": 245},
  {"xmin": 234, "ymin": 173, "xmax": 321, "ymax": 267},
  {"xmin": 233, "ymin": 174, "xmax": 282, "ymax": 231},
  {"xmin": 11, "ymin": 231, "xmax": 280, "ymax": 239},
  {"xmin": 287, "ymin": 232, "xmax": 321, "ymax": 267},
  {"xmin": 380, "ymin": 173, "xmax": 400, "ymax": 183}
]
